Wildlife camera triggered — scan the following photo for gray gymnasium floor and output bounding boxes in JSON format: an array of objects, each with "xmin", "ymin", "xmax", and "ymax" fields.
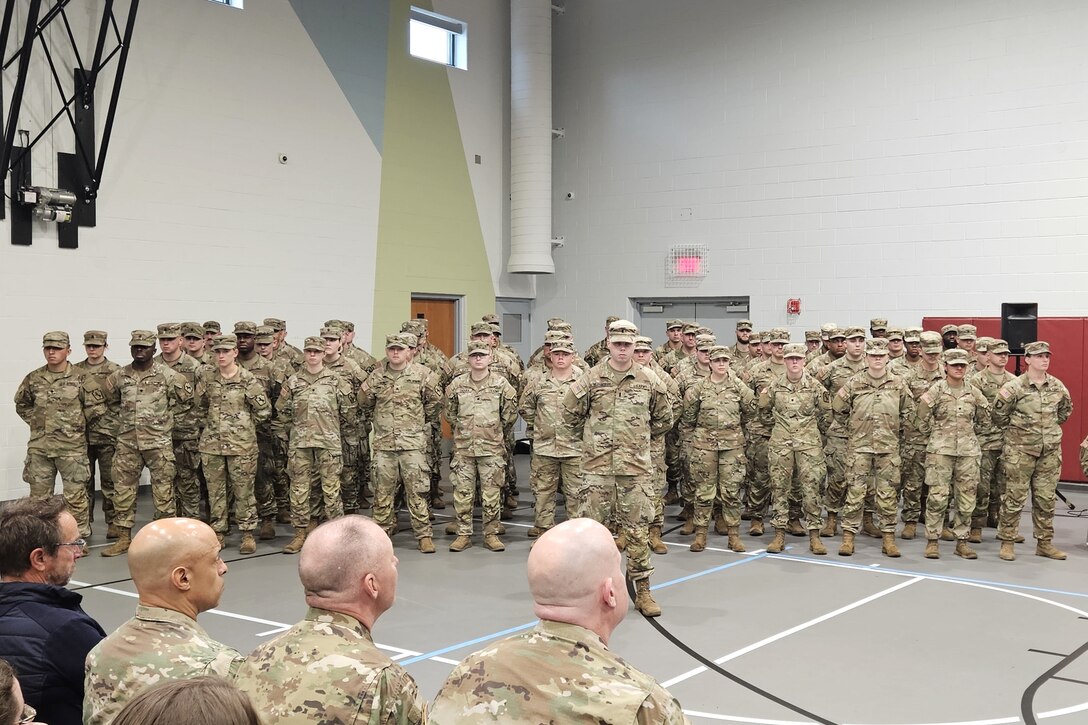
[{"xmin": 71, "ymin": 453, "xmax": 1088, "ymax": 725}]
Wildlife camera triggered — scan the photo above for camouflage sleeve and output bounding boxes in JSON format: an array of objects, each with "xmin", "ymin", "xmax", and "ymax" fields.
[
  {"xmin": 648, "ymin": 379, "xmax": 673, "ymax": 438},
  {"xmin": 337, "ymin": 379, "xmax": 357, "ymax": 430},
  {"xmin": 357, "ymin": 372, "xmax": 377, "ymax": 419},
  {"xmin": 81, "ymin": 373, "xmax": 107, "ymax": 423},
  {"xmin": 972, "ymin": 387, "xmax": 991, "ymax": 435},
  {"xmin": 193, "ymin": 370, "xmax": 209, "ymax": 421},
  {"xmin": 635, "ymin": 687, "xmax": 689, "ymax": 725},
  {"xmin": 168, "ymin": 368, "xmax": 195, "ymax": 419},
  {"xmin": 831, "ymin": 378, "xmax": 852, "ymax": 416},
  {"xmin": 443, "ymin": 381, "xmax": 460, "ymax": 429},
  {"xmin": 913, "ymin": 382, "xmax": 937, "ymax": 435},
  {"xmin": 246, "ymin": 377, "xmax": 273, "ymax": 425},
  {"xmin": 13, "ymin": 374, "xmax": 34, "ymax": 424},
  {"xmin": 500, "ymin": 380, "xmax": 519, "ymax": 429},
  {"xmin": 518, "ymin": 380, "xmax": 539, "ymax": 438},
  {"xmin": 1056, "ymin": 382, "xmax": 1073, "ymax": 425},
  {"xmin": 1080, "ymin": 435, "xmax": 1088, "ymax": 477},
  {"xmin": 272, "ymin": 381, "xmax": 293, "ymax": 442},
  {"xmin": 738, "ymin": 378, "xmax": 756, "ymax": 426},
  {"xmin": 372, "ymin": 665, "xmax": 428, "ymax": 725},
  {"xmin": 899, "ymin": 380, "xmax": 916, "ymax": 435},
  {"xmin": 816, "ymin": 386, "xmax": 832, "ymax": 435},
  {"xmin": 991, "ymin": 380, "xmax": 1018, "ymax": 430},
  {"xmin": 678, "ymin": 385, "xmax": 700, "ymax": 437},
  {"xmin": 421, "ymin": 371, "xmax": 442, "ymax": 427},
  {"xmin": 561, "ymin": 377, "xmax": 590, "ymax": 437}
]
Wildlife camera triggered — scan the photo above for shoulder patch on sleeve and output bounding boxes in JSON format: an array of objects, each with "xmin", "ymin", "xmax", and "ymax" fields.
[
  {"xmin": 920, "ymin": 391, "xmax": 933, "ymax": 406},
  {"xmin": 998, "ymin": 386, "xmax": 1012, "ymax": 400}
]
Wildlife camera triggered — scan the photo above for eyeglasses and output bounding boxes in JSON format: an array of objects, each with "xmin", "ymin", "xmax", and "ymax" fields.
[
  {"xmin": 19, "ymin": 703, "xmax": 37, "ymax": 723},
  {"xmin": 55, "ymin": 538, "xmax": 86, "ymax": 550}
]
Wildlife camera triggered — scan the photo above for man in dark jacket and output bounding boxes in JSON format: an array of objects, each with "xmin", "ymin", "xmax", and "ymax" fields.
[{"xmin": 0, "ymin": 496, "xmax": 105, "ymax": 725}]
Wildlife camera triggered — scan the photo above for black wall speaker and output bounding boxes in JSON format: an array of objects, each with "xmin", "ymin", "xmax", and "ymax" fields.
[{"xmin": 1001, "ymin": 303, "xmax": 1038, "ymax": 355}]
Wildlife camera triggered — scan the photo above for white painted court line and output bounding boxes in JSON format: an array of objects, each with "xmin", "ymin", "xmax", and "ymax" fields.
[
  {"xmin": 662, "ymin": 541, "xmax": 768, "ymax": 556},
  {"xmin": 661, "ymin": 577, "xmax": 923, "ymax": 688}
]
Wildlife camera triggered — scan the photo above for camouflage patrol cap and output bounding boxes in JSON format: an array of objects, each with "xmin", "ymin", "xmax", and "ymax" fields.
[
  {"xmin": 903, "ymin": 327, "xmax": 923, "ymax": 343},
  {"xmin": 467, "ymin": 340, "xmax": 491, "ymax": 355},
  {"xmin": 957, "ymin": 324, "xmax": 977, "ymax": 340},
  {"xmin": 399, "ymin": 333, "xmax": 418, "ymax": 348},
  {"xmin": 920, "ymin": 331, "xmax": 943, "ymax": 354},
  {"xmin": 203, "ymin": 321, "xmax": 221, "ymax": 335},
  {"xmin": 736, "ymin": 319, "xmax": 753, "ymax": 331},
  {"xmin": 708, "ymin": 345, "xmax": 731, "ymax": 361},
  {"xmin": 886, "ymin": 328, "xmax": 904, "ymax": 341},
  {"xmin": 319, "ymin": 326, "xmax": 342, "ymax": 340},
  {"xmin": 551, "ymin": 322, "xmax": 572, "ymax": 334},
  {"xmin": 605, "ymin": 315, "xmax": 621, "ymax": 325},
  {"xmin": 666, "ymin": 319, "xmax": 684, "ymax": 330},
  {"xmin": 942, "ymin": 349, "xmax": 970, "ymax": 365},
  {"xmin": 681, "ymin": 323, "xmax": 700, "ymax": 335},
  {"xmin": 417, "ymin": 318, "xmax": 430, "ymax": 330},
  {"xmin": 323, "ymin": 319, "xmax": 343, "ymax": 330},
  {"xmin": 303, "ymin": 336, "xmax": 325, "ymax": 351},
  {"xmin": 864, "ymin": 338, "xmax": 889, "ymax": 355},
  {"xmin": 941, "ymin": 324, "xmax": 958, "ymax": 335},
  {"xmin": 401, "ymin": 320, "xmax": 425, "ymax": 336},
  {"xmin": 482, "ymin": 314, "xmax": 500, "ymax": 324},
  {"xmin": 869, "ymin": 318, "xmax": 888, "ymax": 331},
  {"xmin": 767, "ymin": 328, "xmax": 789, "ymax": 344},
  {"xmin": 544, "ymin": 330, "xmax": 573, "ymax": 344},
  {"xmin": 748, "ymin": 331, "xmax": 763, "ymax": 343},
  {"xmin": 607, "ymin": 319, "xmax": 638, "ymax": 344},
  {"xmin": 696, "ymin": 327, "xmax": 713, "ymax": 337},
  {"xmin": 783, "ymin": 343, "xmax": 808, "ymax": 359},
  {"xmin": 804, "ymin": 330, "xmax": 821, "ymax": 342},
  {"xmin": 470, "ymin": 321, "xmax": 494, "ymax": 336},
  {"xmin": 828, "ymin": 328, "xmax": 847, "ymax": 340},
  {"xmin": 129, "ymin": 330, "xmax": 155, "ymax": 347},
  {"xmin": 211, "ymin": 334, "xmax": 238, "ymax": 351},
  {"xmin": 263, "ymin": 318, "xmax": 286, "ymax": 332},
  {"xmin": 546, "ymin": 317, "xmax": 567, "ymax": 329},
  {"xmin": 990, "ymin": 339, "xmax": 1010, "ymax": 354},
  {"xmin": 233, "ymin": 321, "xmax": 258, "ymax": 336},
  {"xmin": 340, "ymin": 320, "xmax": 355, "ymax": 333},
  {"xmin": 83, "ymin": 330, "xmax": 107, "ymax": 345},
  {"xmin": 975, "ymin": 336, "xmax": 994, "ymax": 352},
  {"xmin": 633, "ymin": 336, "xmax": 654, "ymax": 351},
  {"xmin": 385, "ymin": 334, "xmax": 410, "ymax": 350},
  {"xmin": 156, "ymin": 323, "xmax": 181, "ymax": 339},
  {"xmin": 43, "ymin": 331, "xmax": 70, "ymax": 348},
  {"xmin": 1024, "ymin": 341, "xmax": 1051, "ymax": 356},
  {"xmin": 820, "ymin": 322, "xmax": 838, "ymax": 336},
  {"xmin": 549, "ymin": 340, "xmax": 575, "ymax": 354},
  {"xmin": 255, "ymin": 326, "xmax": 275, "ymax": 344},
  {"xmin": 695, "ymin": 334, "xmax": 717, "ymax": 351},
  {"xmin": 181, "ymin": 322, "xmax": 204, "ymax": 339},
  {"xmin": 844, "ymin": 327, "xmax": 866, "ymax": 339},
  {"xmin": 490, "ymin": 323, "xmax": 503, "ymax": 336}
]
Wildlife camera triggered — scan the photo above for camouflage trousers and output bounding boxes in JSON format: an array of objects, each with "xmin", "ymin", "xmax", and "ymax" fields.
[
  {"xmin": 678, "ymin": 437, "xmax": 695, "ymax": 504},
  {"xmin": 898, "ymin": 441, "xmax": 927, "ymax": 523},
  {"xmin": 23, "ymin": 449, "xmax": 91, "ymax": 536},
  {"xmin": 354, "ymin": 431, "xmax": 372, "ymax": 507},
  {"xmin": 822, "ymin": 435, "xmax": 848, "ymax": 513},
  {"xmin": 504, "ymin": 425, "xmax": 519, "ymax": 499},
  {"xmin": 111, "ymin": 443, "xmax": 176, "ymax": 528},
  {"xmin": 372, "ymin": 449, "xmax": 432, "ymax": 540},
  {"xmin": 998, "ymin": 443, "xmax": 1061, "ymax": 542},
  {"xmin": 202, "ymin": 452, "xmax": 259, "ymax": 533},
  {"xmin": 529, "ymin": 453, "xmax": 583, "ymax": 530},
  {"xmin": 972, "ymin": 448, "xmax": 1003, "ymax": 528},
  {"xmin": 173, "ymin": 438, "xmax": 203, "ymax": 520},
  {"xmin": 769, "ymin": 445, "xmax": 825, "ymax": 531},
  {"xmin": 451, "ymin": 453, "xmax": 504, "ymax": 536},
  {"xmin": 428, "ymin": 425, "xmax": 443, "ymax": 491},
  {"xmin": 87, "ymin": 441, "xmax": 116, "ymax": 525},
  {"xmin": 841, "ymin": 450, "xmax": 900, "ymax": 534},
  {"xmin": 665, "ymin": 426, "xmax": 683, "ymax": 491},
  {"xmin": 650, "ymin": 438, "xmax": 669, "ymax": 528},
  {"xmin": 688, "ymin": 447, "xmax": 746, "ymax": 528},
  {"xmin": 255, "ymin": 434, "xmax": 280, "ymax": 521},
  {"xmin": 339, "ymin": 440, "xmax": 362, "ymax": 512},
  {"xmin": 923, "ymin": 453, "xmax": 978, "ymax": 541},
  {"xmin": 287, "ymin": 447, "xmax": 343, "ymax": 529},
  {"xmin": 744, "ymin": 435, "xmax": 771, "ymax": 518},
  {"xmin": 583, "ymin": 473, "xmax": 654, "ymax": 582},
  {"xmin": 262, "ymin": 435, "xmax": 289, "ymax": 513}
]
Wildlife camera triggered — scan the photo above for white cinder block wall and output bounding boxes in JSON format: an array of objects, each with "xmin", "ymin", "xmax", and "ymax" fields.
[{"xmin": 536, "ymin": 0, "xmax": 1088, "ymax": 346}]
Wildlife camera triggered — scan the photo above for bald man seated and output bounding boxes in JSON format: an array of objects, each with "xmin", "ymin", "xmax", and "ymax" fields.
[
  {"xmin": 83, "ymin": 519, "xmax": 243, "ymax": 725},
  {"xmin": 430, "ymin": 518, "xmax": 689, "ymax": 724},
  {"xmin": 234, "ymin": 515, "xmax": 426, "ymax": 724}
]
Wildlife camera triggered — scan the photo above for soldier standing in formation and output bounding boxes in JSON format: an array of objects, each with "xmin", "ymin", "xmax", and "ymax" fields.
[
  {"xmin": 75, "ymin": 330, "xmax": 121, "ymax": 533},
  {"xmin": 155, "ymin": 323, "xmax": 205, "ymax": 522}
]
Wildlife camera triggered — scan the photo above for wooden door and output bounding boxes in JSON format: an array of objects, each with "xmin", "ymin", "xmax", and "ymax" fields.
[{"xmin": 411, "ymin": 297, "xmax": 457, "ymax": 438}]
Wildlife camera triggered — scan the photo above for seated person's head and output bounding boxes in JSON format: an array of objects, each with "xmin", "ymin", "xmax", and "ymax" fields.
[
  {"xmin": 0, "ymin": 658, "xmax": 40, "ymax": 725},
  {"xmin": 128, "ymin": 519, "xmax": 227, "ymax": 618},
  {"xmin": 111, "ymin": 677, "xmax": 260, "ymax": 725},
  {"xmin": 299, "ymin": 516, "xmax": 398, "ymax": 628},
  {"xmin": 0, "ymin": 496, "xmax": 82, "ymax": 586}
]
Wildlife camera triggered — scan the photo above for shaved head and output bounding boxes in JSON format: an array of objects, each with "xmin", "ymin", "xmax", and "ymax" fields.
[{"xmin": 129, "ymin": 518, "xmax": 226, "ymax": 619}]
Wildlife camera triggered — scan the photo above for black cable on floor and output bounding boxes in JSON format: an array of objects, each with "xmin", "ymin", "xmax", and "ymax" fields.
[{"xmin": 624, "ymin": 575, "xmax": 838, "ymax": 725}]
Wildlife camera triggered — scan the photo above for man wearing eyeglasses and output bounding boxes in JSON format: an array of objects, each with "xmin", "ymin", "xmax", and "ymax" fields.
[{"xmin": 0, "ymin": 496, "xmax": 105, "ymax": 725}]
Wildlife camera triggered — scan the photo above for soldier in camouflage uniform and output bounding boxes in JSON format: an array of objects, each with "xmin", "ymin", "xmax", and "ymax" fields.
[
  {"xmin": 99, "ymin": 331, "xmax": 194, "ymax": 556},
  {"xmin": 742, "ymin": 327, "xmax": 790, "ymax": 536},
  {"xmin": 672, "ymin": 332, "xmax": 715, "ymax": 531},
  {"xmin": 816, "ymin": 328, "xmax": 866, "ymax": 537},
  {"xmin": 337, "ymin": 319, "xmax": 378, "ymax": 509},
  {"xmin": 914, "ymin": 349, "xmax": 990, "ymax": 559},
  {"xmin": 235, "ymin": 516, "xmax": 426, "ymax": 724},
  {"xmin": 83, "ymin": 518, "xmax": 242, "ymax": 725},
  {"xmin": 805, "ymin": 326, "xmax": 845, "ymax": 377},
  {"xmin": 485, "ymin": 320, "xmax": 524, "ymax": 511},
  {"xmin": 232, "ymin": 321, "xmax": 280, "ymax": 534},
  {"xmin": 196, "ymin": 335, "xmax": 272, "ymax": 554},
  {"xmin": 181, "ymin": 322, "xmax": 210, "ymax": 366},
  {"xmin": 654, "ymin": 320, "xmax": 686, "ymax": 507},
  {"xmin": 897, "ymin": 331, "xmax": 945, "ymax": 540},
  {"xmin": 870, "ymin": 318, "xmax": 888, "ymax": 339},
  {"xmin": 256, "ymin": 325, "xmax": 293, "ymax": 523},
  {"xmin": 680, "ymin": 346, "xmax": 754, "ymax": 553},
  {"xmin": 483, "ymin": 313, "xmax": 526, "ymax": 374},
  {"xmin": 527, "ymin": 318, "xmax": 572, "ymax": 368},
  {"xmin": 274, "ymin": 336, "xmax": 355, "ymax": 554},
  {"xmin": 992, "ymin": 341, "xmax": 1072, "ymax": 561},
  {"xmin": 445, "ymin": 340, "xmax": 518, "ymax": 552},
  {"xmin": 14, "ymin": 331, "xmax": 100, "ymax": 538},
  {"xmin": 320, "ymin": 325, "xmax": 368, "ymax": 515},
  {"xmin": 519, "ymin": 338, "xmax": 584, "ymax": 536},
  {"xmin": 633, "ymin": 337, "xmax": 680, "ymax": 555},
  {"xmin": 832, "ymin": 338, "xmax": 914, "ymax": 558},
  {"xmin": 885, "ymin": 328, "xmax": 905, "ymax": 361},
  {"xmin": 155, "ymin": 323, "xmax": 205, "ymax": 522},
  {"xmin": 730, "ymin": 319, "xmax": 754, "ymax": 367},
  {"xmin": 358, "ymin": 334, "xmax": 442, "ymax": 553},
  {"xmin": 581, "ymin": 315, "xmax": 620, "ymax": 368},
  {"xmin": 563, "ymin": 320, "xmax": 672, "ymax": 617},
  {"xmin": 968, "ymin": 338, "xmax": 1015, "ymax": 537},
  {"xmin": 402, "ymin": 319, "xmax": 451, "ymax": 509},
  {"xmin": 1081, "ymin": 434, "xmax": 1088, "ymax": 477},
  {"xmin": 264, "ymin": 317, "xmax": 302, "ymax": 371},
  {"xmin": 430, "ymin": 518, "xmax": 686, "ymax": 724},
  {"xmin": 760, "ymin": 343, "xmax": 831, "ymax": 555},
  {"xmin": 654, "ymin": 318, "xmax": 685, "ymax": 361},
  {"xmin": 804, "ymin": 329, "xmax": 822, "ymax": 358},
  {"xmin": 889, "ymin": 326, "xmax": 923, "ymax": 375},
  {"xmin": 957, "ymin": 324, "xmax": 977, "ymax": 355},
  {"xmin": 76, "ymin": 330, "xmax": 121, "ymax": 534}
]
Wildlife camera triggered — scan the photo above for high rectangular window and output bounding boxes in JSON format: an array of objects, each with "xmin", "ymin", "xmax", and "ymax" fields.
[
  {"xmin": 208, "ymin": 0, "xmax": 243, "ymax": 8},
  {"xmin": 409, "ymin": 7, "xmax": 467, "ymax": 70}
]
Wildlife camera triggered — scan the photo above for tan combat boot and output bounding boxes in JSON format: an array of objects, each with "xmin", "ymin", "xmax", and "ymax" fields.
[
  {"xmin": 276, "ymin": 506, "xmax": 291, "ymax": 524},
  {"xmin": 615, "ymin": 531, "xmax": 628, "ymax": 551},
  {"xmin": 955, "ymin": 540, "xmax": 977, "ymax": 559},
  {"xmin": 106, "ymin": 523, "xmax": 120, "ymax": 540},
  {"xmin": 838, "ymin": 531, "xmax": 855, "ymax": 556},
  {"xmin": 527, "ymin": 526, "xmax": 544, "ymax": 538},
  {"xmin": 924, "ymin": 539, "xmax": 939, "ymax": 559},
  {"xmin": 726, "ymin": 526, "xmax": 746, "ymax": 552},
  {"xmin": 484, "ymin": 534, "xmax": 506, "ymax": 552},
  {"xmin": 714, "ymin": 511, "xmax": 728, "ymax": 536},
  {"xmin": 418, "ymin": 537, "xmax": 436, "ymax": 554},
  {"xmin": 634, "ymin": 579, "xmax": 662, "ymax": 618},
  {"xmin": 862, "ymin": 512, "xmax": 881, "ymax": 538},
  {"xmin": 676, "ymin": 503, "xmax": 692, "ymax": 522},
  {"xmin": 787, "ymin": 518, "xmax": 805, "ymax": 536},
  {"xmin": 445, "ymin": 521, "xmax": 458, "ymax": 536},
  {"xmin": 680, "ymin": 516, "xmax": 695, "ymax": 536},
  {"xmin": 900, "ymin": 522, "xmax": 916, "ymax": 540},
  {"xmin": 282, "ymin": 528, "xmax": 307, "ymax": 554},
  {"xmin": 649, "ymin": 526, "xmax": 668, "ymax": 555},
  {"xmin": 239, "ymin": 533, "xmax": 257, "ymax": 555},
  {"xmin": 1036, "ymin": 540, "xmax": 1067, "ymax": 560},
  {"xmin": 690, "ymin": 527, "xmax": 708, "ymax": 552},
  {"xmin": 449, "ymin": 535, "xmax": 472, "ymax": 552},
  {"xmin": 749, "ymin": 518, "xmax": 764, "ymax": 536},
  {"xmin": 101, "ymin": 528, "xmax": 131, "ymax": 557},
  {"xmin": 258, "ymin": 519, "xmax": 276, "ymax": 540},
  {"xmin": 940, "ymin": 526, "xmax": 956, "ymax": 541},
  {"xmin": 881, "ymin": 532, "xmax": 901, "ymax": 558},
  {"xmin": 809, "ymin": 530, "xmax": 827, "ymax": 555},
  {"xmin": 968, "ymin": 528, "xmax": 982, "ymax": 543},
  {"xmin": 999, "ymin": 541, "xmax": 1016, "ymax": 561},
  {"xmin": 820, "ymin": 513, "xmax": 838, "ymax": 538},
  {"xmin": 767, "ymin": 528, "xmax": 786, "ymax": 553}
]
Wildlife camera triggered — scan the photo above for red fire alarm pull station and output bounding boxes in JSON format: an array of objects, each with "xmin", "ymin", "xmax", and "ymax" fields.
[{"xmin": 786, "ymin": 298, "xmax": 801, "ymax": 315}]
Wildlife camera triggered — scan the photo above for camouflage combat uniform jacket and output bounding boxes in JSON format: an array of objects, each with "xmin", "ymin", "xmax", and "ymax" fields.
[
  {"xmin": 758, "ymin": 371, "xmax": 831, "ymax": 451},
  {"xmin": 273, "ymin": 367, "xmax": 354, "ymax": 451},
  {"xmin": 680, "ymin": 373, "xmax": 754, "ymax": 450},
  {"xmin": 444, "ymin": 372, "xmax": 518, "ymax": 457},
  {"xmin": 196, "ymin": 366, "xmax": 273, "ymax": 456},
  {"xmin": 992, "ymin": 374, "xmax": 1072, "ymax": 456},
  {"xmin": 234, "ymin": 607, "xmax": 426, "ymax": 725},
  {"xmin": 102, "ymin": 363, "xmax": 192, "ymax": 451},
  {"xmin": 429, "ymin": 620, "xmax": 687, "ymax": 724},
  {"xmin": 14, "ymin": 362, "xmax": 102, "ymax": 454},
  {"xmin": 969, "ymin": 367, "xmax": 1017, "ymax": 452},
  {"xmin": 915, "ymin": 379, "xmax": 990, "ymax": 455},
  {"xmin": 358, "ymin": 361, "xmax": 442, "ymax": 452},
  {"xmin": 519, "ymin": 368, "xmax": 584, "ymax": 458},
  {"xmin": 75, "ymin": 358, "xmax": 121, "ymax": 446},
  {"xmin": 832, "ymin": 371, "xmax": 914, "ymax": 454}
]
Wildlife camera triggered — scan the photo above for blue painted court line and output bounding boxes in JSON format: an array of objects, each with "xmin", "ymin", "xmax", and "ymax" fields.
[
  {"xmin": 772, "ymin": 552, "xmax": 1088, "ymax": 600},
  {"xmin": 403, "ymin": 552, "xmax": 769, "ymax": 666}
]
